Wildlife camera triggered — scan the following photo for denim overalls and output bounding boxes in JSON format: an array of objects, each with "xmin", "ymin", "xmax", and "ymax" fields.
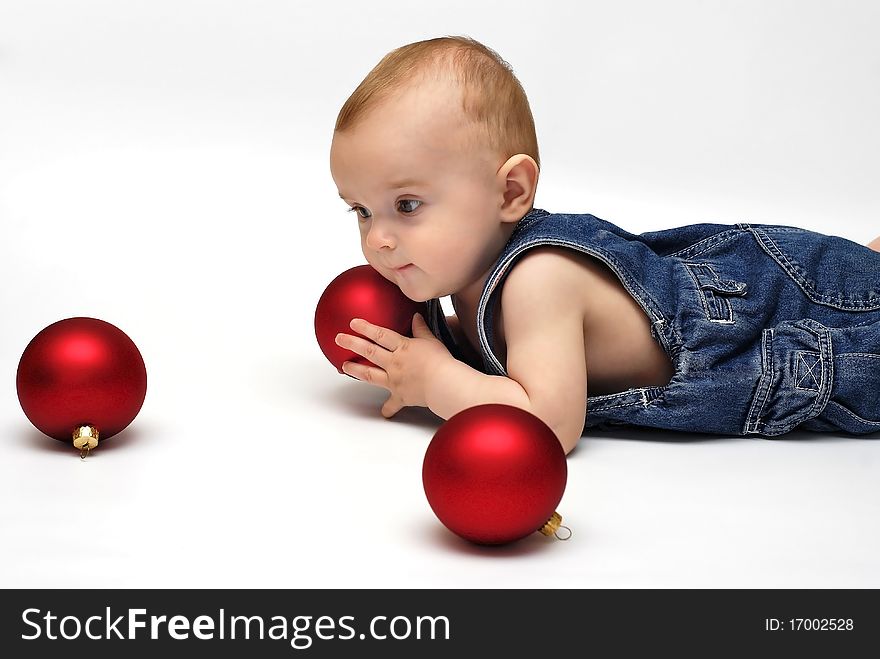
[{"xmin": 426, "ymin": 208, "xmax": 880, "ymax": 436}]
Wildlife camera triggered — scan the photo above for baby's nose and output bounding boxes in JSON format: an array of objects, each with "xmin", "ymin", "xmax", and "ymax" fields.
[{"xmin": 365, "ymin": 220, "xmax": 396, "ymax": 250}]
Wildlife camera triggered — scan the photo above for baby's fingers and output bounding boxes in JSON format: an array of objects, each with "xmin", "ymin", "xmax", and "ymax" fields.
[
  {"xmin": 349, "ymin": 318, "xmax": 405, "ymax": 352},
  {"xmin": 381, "ymin": 395, "xmax": 403, "ymax": 418},
  {"xmin": 341, "ymin": 360, "xmax": 390, "ymax": 390},
  {"xmin": 336, "ymin": 332, "xmax": 389, "ymax": 368},
  {"xmin": 411, "ymin": 312, "xmax": 434, "ymax": 339}
]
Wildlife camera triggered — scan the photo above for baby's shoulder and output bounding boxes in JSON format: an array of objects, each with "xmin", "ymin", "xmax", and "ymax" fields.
[
  {"xmin": 504, "ymin": 245, "xmax": 605, "ymax": 291},
  {"xmin": 500, "ymin": 245, "xmax": 604, "ymax": 313}
]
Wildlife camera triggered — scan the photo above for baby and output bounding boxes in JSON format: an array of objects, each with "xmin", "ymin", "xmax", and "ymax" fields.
[{"xmin": 330, "ymin": 36, "xmax": 880, "ymax": 454}]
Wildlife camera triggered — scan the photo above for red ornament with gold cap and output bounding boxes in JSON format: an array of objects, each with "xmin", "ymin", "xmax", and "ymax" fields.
[
  {"xmin": 16, "ymin": 317, "xmax": 147, "ymax": 458},
  {"xmin": 422, "ymin": 404, "xmax": 570, "ymax": 545}
]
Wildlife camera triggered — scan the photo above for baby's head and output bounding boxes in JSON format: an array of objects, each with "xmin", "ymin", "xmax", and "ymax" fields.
[{"xmin": 330, "ymin": 36, "xmax": 540, "ymax": 303}]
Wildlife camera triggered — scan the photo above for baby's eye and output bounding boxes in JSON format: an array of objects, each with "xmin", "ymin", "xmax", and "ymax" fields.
[
  {"xmin": 398, "ymin": 199, "xmax": 422, "ymax": 214},
  {"xmin": 347, "ymin": 206, "xmax": 371, "ymax": 220}
]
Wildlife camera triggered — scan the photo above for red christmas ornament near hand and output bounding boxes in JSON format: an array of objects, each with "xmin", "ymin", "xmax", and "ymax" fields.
[
  {"xmin": 315, "ymin": 264, "xmax": 427, "ymax": 372},
  {"xmin": 422, "ymin": 404, "xmax": 569, "ymax": 545},
  {"xmin": 16, "ymin": 317, "xmax": 148, "ymax": 457}
]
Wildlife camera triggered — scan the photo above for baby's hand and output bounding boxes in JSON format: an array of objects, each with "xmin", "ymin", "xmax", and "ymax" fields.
[{"xmin": 335, "ymin": 313, "xmax": 453, "ymax": 418}]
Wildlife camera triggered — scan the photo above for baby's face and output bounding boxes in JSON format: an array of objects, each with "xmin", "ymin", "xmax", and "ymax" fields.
[{"xmin": 330, "ymin": 79, "xmax": 511, "ymax": 302}]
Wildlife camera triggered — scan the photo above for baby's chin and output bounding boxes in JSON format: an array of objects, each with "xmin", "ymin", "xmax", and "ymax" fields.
[
  {"xmin": 397, "ymin": 286, "xmax": 433, "ymax": 303},
  {"xmin": 396, "ymin": 280, "xmax": 446, "ymax": 303}
]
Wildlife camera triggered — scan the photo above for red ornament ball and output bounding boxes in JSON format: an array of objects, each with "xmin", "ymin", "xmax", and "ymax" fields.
[
  {"xmin": 422, "ymin": 404, "xmax": 568, "ymax": 545},
  {"xmin": 16, "ymin": 317, "xmax": 148, "ymax": 442},
  {"xmin": 315, "ymin": 264, "xmax": 427, "ymax": 372}
]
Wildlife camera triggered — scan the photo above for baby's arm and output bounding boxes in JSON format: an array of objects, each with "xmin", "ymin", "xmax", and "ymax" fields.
[{"xmin": 428, "ymin": 248, "xmax": 588, "ymax": 454}]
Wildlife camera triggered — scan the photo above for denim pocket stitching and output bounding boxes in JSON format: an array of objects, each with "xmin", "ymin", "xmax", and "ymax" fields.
[
  {"xmin": 751, "ymin": 227, "xmax": 880, "ymax": 311},
  {"xmin": 745, "ymin": 328, "xmax": 775, "ymax": 433},
  {"xmin": 795, "ymin": 351, "xmax": 822, "ymax": 391},
  {"xmin": 684, "ymin": 262, "xmax": 741, "ymax": 323},
  {"xmin": 746, "ymin": 320, "xmax": 835, "ymax": 435},
  {"xmin": 667, "ymin": 228, "xmax": 743, "ymax": 260},
  {"xmin": 825, "ymin": 400, "xmax": 880, "ymax": 427}
]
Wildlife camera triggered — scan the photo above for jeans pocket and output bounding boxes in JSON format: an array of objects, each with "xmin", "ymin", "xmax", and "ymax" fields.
[
  {"xmin": 825, "ymin": 352, "xmax": 880, "ymax": 428},
  {"xmin": 684, "ymin": 262, "xmax": 748, "ymax": 323},
  {"xmin": 749, "ymin": 226, "xmax": 880, "ymax": 311},
  {"xmin": 745, "ymin": 319, "xmax": 833, "ymax": 436}
]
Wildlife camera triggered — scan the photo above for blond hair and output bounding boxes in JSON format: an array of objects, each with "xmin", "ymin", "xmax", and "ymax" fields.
[{"xmin": 334, "ymin": 36, "xmax": 540, "ymax": 170}]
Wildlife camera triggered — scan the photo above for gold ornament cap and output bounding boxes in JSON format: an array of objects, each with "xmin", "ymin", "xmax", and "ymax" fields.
[
  {"xmin": 538, "ymin": 511, "xmax": 572, "ymax": 540},
  {"xmin": 72, "ymin": 425, "xmax": 99, "ymax": 459}
]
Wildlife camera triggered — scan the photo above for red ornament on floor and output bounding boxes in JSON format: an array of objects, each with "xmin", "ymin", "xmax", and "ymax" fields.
[
  {"xmin": 314, "ymin": 264, "xmax": 426, "ymax": 372},
  {"xmin": 16, "ymin": 317, "xmax": 147, "ymax": 458},
  {"xmin": 422, "ymin": 404, "xmax": 570, "ymax": 545}
]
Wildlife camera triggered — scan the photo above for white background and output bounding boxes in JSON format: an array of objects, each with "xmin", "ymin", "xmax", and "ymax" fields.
[{"xmin": 1, "ymin": 0, "xmax": 878, "ymax": 588}]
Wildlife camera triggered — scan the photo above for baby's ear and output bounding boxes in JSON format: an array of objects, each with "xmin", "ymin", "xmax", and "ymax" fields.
[{"xmin": 499, "ymin": 154, "xmax": 539, "ymax": 223}]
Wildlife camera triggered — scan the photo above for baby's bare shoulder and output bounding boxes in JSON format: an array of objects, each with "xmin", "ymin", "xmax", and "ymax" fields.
[{"xmin": 501, "ymin": 245, "xmax": 603, "ymax": 305}]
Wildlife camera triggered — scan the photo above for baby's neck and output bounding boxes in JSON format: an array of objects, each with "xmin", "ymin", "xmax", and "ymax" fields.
[
  {"xmin": 451, "ymin": 277, "xmax": 487, "ymax": 324},
  {"xmin": 451, "ymin": 231, "xmax": 515, "ymax": 321}
]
